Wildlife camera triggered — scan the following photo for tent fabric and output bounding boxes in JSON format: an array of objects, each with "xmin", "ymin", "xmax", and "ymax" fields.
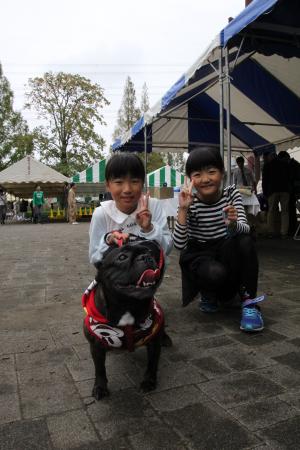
[
  {"xmin": 72, "ymin": 160, "xmax": 106, "ymax": 183},
  {"xmin": 147, "ymin": 166, "xmax": 184, "ymax": 188},
  {"xmin": 112, "ymin": 0, "xmax": 300, "ymax": 156},
  {"xmin": 0, "ymin": 156, "xmax": 69, "ymax": 197}
]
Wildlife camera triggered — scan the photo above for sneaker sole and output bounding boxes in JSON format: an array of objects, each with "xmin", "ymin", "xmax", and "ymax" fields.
[{"xmin": 240, "ymin": 325, "xmax": 264, "ymax": 332}]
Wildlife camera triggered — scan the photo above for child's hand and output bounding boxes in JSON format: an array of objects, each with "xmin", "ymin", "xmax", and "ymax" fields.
[
  {"xmin": 179, "ymin": 178, "xmax": 194, "ymax": 210},
  {"xmin": 106, "ymin": 231, "xmax": 129, "ymax": 246},
  {"xmin": 136, "ymin": 193, "xmax": 153, "ymax": 233},
  {"xmin": 223, "ymin": 205, "xmax": 238, "ymax": 226}
]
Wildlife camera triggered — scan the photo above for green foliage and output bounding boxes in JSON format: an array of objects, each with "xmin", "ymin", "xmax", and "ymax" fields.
[
  {"xmin": 113, "ymin": 76, "xmax": 141, "ymax": 141},
  {"xmin": 163, "ymin": 152, "xmax": 185, "ymax": 172},
  {"xmin": 139, "ymin": 152, "xmax": 165, "ymax": 173},
  {"xmin": 0, "ymin": 63, "xmax": 33, "ymax": 171},
  {"xmin": 25, "ymin": 71, "xmax": 109, "ymax": 176}
]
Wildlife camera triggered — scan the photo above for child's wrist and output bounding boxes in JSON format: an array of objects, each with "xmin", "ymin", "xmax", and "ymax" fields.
[{"xmin": 141, "ymin": 224, "xmax": 153, "ymax": 233}]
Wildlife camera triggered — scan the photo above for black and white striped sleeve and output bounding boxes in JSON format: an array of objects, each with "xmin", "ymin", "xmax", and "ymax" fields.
[
  {"xmin": 229, "ymin": 187, "xmax": 250, "ymax": 234},
  {"xmin": 173, "ymin": 220, "xmax": 189, "ymax": 249}
]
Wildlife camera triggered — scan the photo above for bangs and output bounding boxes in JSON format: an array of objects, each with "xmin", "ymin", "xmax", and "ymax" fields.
[
  {"xmin": 186, "ymin": 147, "xmax": 224, "ymax": 176},
  {"xmin": 105, "ymin": 153, "xmax": 145, "ymax": 182}
]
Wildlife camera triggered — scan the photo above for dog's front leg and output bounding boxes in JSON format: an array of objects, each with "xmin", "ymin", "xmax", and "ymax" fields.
[
  {"xmin": 140, "ymin": 331, "xmax": 162, "ymax": 392},
  {"xmin": 89, "ymin": 341, "xmax": 109, "ymax": 400}
]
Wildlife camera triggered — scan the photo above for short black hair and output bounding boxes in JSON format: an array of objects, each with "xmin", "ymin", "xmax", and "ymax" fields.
[
  {"xmin": 236, "ymin": 156, "xmax": 244, "ymax": 165},
  {"xmin": 70, "ymin": 182, "xmax": 75, "ymax": 188},
  {"xmin": 105, "ymin": 153, "xmax": 145, "ymax": 182},
  {"xmin": 277, "ymin": 151, "xmax": 290, "ymax": 160},
  {"xmin": 185, "ymin": 147, "xmax": 224, "ymax": 177}
]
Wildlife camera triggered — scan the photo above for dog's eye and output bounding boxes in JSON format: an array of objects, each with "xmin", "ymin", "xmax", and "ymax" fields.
[{"xmin": 118, "ymin": 254, "xmax": 128, "ymax": 261}]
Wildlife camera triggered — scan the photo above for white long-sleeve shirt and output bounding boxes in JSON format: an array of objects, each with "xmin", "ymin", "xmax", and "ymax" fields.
[{"xmin": 89, "ymin": 198, "xmax": 173, "ymax": 264}]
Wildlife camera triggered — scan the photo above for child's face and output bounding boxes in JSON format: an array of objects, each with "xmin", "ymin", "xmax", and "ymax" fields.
[
  {"xmin": 190, "ymin": 166, "xmax": 223, "ymax": 202},
  {"xmin": 106, "ymin": 175, "xmax": 144, "ymax": 214}
]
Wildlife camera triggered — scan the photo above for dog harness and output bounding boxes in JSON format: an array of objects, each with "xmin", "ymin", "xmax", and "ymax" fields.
[{"xmin": 82, "ymin": 281, "xmax": 164, "ymax": 352}]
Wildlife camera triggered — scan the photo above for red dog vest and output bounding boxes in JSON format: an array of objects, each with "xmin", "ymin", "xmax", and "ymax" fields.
[{"xmin": 82, "ymin": 282, "xmax": 164, "ymax": 352}]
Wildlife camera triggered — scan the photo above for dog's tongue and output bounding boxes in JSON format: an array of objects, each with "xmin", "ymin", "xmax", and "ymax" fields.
[{"xmin": 137, "ymin": 268, "xmax": 160, "ymax": 287}]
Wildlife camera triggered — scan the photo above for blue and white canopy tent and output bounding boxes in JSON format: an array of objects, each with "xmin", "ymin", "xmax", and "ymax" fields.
[{"xmin": 112, "ymin": 0, "xmax": 300, "ymax": 182}]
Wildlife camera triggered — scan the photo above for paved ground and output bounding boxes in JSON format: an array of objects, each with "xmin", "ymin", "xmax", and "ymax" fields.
[{"xmin": 0, "ymin": 222, "xmax": 299, "ymax": 450}]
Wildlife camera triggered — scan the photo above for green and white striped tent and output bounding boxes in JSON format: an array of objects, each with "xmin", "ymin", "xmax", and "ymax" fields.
[
  {"xmin": 147, "ymin": 165, "xmax": 184, "ymax": 188},
  {"xmin": 71, "ymin": 160, "xmax": 106, "ymax": 183},
  {"xmin": 72, "ymin": 161, "xmax": 184, "ymax": 188}
]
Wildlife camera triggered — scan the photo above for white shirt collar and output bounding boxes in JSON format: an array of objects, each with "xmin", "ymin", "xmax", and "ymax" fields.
[{"xmin": 101, "ymin": 200, "xmax": 137, "ymax": 224}]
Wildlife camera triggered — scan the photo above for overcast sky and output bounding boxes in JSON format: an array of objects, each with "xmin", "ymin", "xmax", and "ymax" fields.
[{"xmin": 0, "ymin": 0, "xmax": 245, "ymax": 153}]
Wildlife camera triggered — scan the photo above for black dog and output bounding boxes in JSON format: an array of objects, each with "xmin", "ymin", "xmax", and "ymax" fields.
[{"xmin": 83, "ymin": 236, "xmax": 167, "ymax": 400}]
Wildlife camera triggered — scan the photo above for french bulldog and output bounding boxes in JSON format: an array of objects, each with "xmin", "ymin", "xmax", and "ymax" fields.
[{"xmin": 83, "ymin": 236, "xmax": 168, "ymax": 400}]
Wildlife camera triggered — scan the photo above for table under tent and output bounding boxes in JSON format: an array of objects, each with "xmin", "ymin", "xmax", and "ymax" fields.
[{"xmin": 112, "ymin": 0, "xmax": 300, "ymax": 183}]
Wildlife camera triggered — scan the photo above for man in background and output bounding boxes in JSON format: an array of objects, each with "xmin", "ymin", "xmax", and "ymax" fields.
[{"xmin": 233, "ymin": 156, "xmax": 256, "ymax": 192}]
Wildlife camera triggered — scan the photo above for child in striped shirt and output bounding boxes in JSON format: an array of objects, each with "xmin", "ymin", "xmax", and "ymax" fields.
[{"xmin": 173, "ymin": 147, "xmax": 265, "ymax": 332}]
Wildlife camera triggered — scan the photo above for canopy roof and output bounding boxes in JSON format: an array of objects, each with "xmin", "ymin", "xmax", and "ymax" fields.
[
  {"xmin": 0, "ymin": 156, "xmax": 69, "ymax": 197},
  {"xmin": 147, "ymin": 165, "xmax": 184, "ymax": 187},
  {"xmin": 112, "ymin": 0, "xmax": 300, "ymax": 155},
  {"xmin": 71, "ymin": 159, "xmax": 106, "ymax": 183}
]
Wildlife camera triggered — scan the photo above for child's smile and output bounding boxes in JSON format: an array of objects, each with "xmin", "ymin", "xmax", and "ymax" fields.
[
  {"xmin": 191, "ymin": 166, "xmax": 223, "ymax": 203},
  {"xmin": 106, "ymin": 176, "xmax": 143, "ymax": 214}
]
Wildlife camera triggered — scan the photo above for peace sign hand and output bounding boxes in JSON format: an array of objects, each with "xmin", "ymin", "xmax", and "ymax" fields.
[
  {"xmin": 179, "ymin": 178, "xmax": 194, "ymax": 210},
  {"xmin": 136, "ymin": 192, "xmax": 153, "ymax": 233}
]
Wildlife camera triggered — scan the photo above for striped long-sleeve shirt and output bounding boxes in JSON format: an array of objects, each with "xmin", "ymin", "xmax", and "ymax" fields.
[{"xmin": 173, "ymin": 185, "xmax": 250, "ymax": 250}]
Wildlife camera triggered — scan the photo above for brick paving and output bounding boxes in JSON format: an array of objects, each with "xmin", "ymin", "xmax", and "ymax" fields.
[{"xmin": 0, "ymin": 222, "xmax": 299, "ymax": 449}]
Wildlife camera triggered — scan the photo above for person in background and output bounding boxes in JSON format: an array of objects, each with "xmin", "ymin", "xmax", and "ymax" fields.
[
  {"xmin": 0, "ymin": 189, "xmax": 7, "ymax": 225},
  {"xmin": 68, "ymin": 183, "xmax": 78, "ymax": 225},
  {"xmin": 61, "ymin": 182, "xmax": 69, "ymax": 221},
  {"xmin": 277, "ymin": 151, "xmax": 300, "ymax": 235},
  {"xmin": 262, "ymin": 152, "xmax": 290, "ymax": 238},
  {"xmin": 20, "ymin": 198, "xmax": 29, "ymax": 220},
  {"xmin": 32, "ymin": 186, "xmax": 45, "ymax": 224},
  {"xmin": 233, "ymin": 156, "xmax": 256, "ymax": 192}
]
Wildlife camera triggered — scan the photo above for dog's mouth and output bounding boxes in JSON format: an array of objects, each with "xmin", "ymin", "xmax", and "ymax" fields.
[
  {"xmin": 136, "ymin": 268, "xmax": 161, "ymax": 288},
  {"xmin": 114, "ymin": 267, "xmax": 161, "ymax": 291}
]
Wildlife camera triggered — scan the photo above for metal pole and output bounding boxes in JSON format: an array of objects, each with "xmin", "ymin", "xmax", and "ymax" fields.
[
  {"xmin": 144, "ymin": 125, "xmax": 148, "ymax": 190},
  {"xmin": 219, "ymin": 47, "xmax": 224, "ymax": 160},
  {"xmin": 225, "ymin": 46, "xmax": 232, "ymax": 187}
]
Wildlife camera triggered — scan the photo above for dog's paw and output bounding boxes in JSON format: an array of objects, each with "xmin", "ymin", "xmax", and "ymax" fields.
[
  {"xmin": 92, "ymin": 385, "xmax": 109, "ymax": 400},
  {"xmin": 140, "ymin": 378, "xmax": 157, "ymax": 393}
]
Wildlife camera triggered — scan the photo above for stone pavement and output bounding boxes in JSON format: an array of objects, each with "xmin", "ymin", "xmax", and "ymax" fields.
[{"xmin": 0, "ymin": 222, "xmax": 299, "ymax": 450}]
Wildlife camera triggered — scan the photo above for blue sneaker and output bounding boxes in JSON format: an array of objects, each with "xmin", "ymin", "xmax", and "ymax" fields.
[
  {"xmin": 240, "ymin": 306, "xmax": 264, "ymax": 332},
  {"xmin": 199, "ymin": 297, "xmax": 219, "ymax": 313}
]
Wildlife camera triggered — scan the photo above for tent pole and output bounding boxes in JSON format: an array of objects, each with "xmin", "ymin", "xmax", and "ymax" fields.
[
  {"xmin": 219, "ymin": 47, "xmax": 224, "ymax": 160},
  {"xmin": 225, "ymin": 46, "xmax": 232, "ymax": 187},
  {"xmin": 144, "ymin": 125, "xmax": 148, "ymax": 190}
]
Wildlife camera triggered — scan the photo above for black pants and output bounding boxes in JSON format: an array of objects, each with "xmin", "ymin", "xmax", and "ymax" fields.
[{"xmin": 179, "ymin": 234, "xmax": 258, "ymax": 306}]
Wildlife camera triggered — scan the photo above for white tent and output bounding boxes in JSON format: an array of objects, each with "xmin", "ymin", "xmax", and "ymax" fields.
[{"xmin": 0, "ymin": 156, "xmax": 69, "ymax": 197}]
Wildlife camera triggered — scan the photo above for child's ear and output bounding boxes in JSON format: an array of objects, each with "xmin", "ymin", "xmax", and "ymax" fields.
[{"xmin": 105, "ymin": 181, "xmax": 110, "ymax": 192}]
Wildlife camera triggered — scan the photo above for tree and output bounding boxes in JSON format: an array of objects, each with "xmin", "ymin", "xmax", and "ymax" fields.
[
  {"xmin": 163, "ymin": 152, "xmax": 185, "ymax": 172},
  {"xmin": 112, "ymin": 76, "xmax": 141, "ymax": 141},
  {"xmin": 140, "ymin": 82, "xmax": 150, "ymax": 113},
  {"xmin": 25, "ymin": 72, "xmax": 109, "ymax": 176},
  {"xmin": 0, "ymin": 64, "xmax": 33, "ymax": 171}
]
